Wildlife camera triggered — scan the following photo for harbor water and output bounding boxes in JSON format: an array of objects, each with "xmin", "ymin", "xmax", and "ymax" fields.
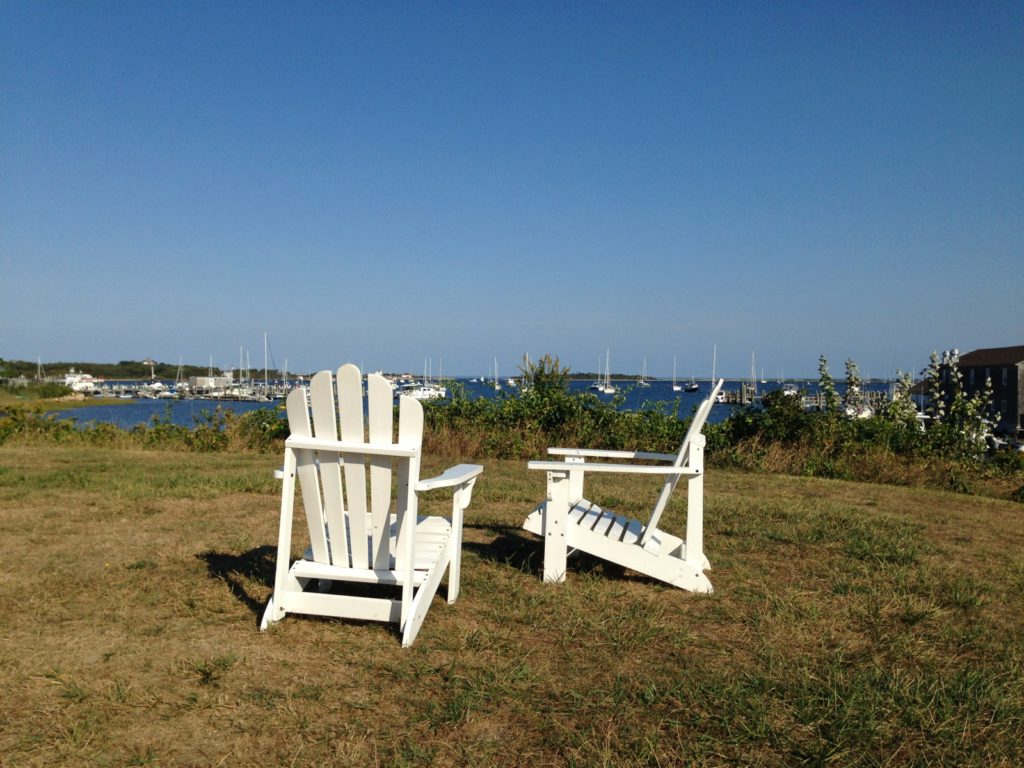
[{"xmin": 53, "ymin": 378, "xmax": 891, "ymax": 430}]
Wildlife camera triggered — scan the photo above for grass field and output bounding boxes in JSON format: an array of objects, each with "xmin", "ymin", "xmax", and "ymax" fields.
[{"xmin": 0, "ymin": 443, "xmax": 1022, "ymax": 766}]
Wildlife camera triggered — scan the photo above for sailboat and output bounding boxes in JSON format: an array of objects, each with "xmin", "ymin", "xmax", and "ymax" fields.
[
  {"xmin": 403, "ymin": 358, "xmax": 446, "ymax": 401},
  {"xmin": 493, "ymin": 357, "xmax": 502, "ymax": 391},
  {"xmin": 712, "ymin": 344, "xmax": 726, "ymax": 402},
  {"xmin": 590, "ymin": 354, "xmax": 603, "ymax": 390},
  {"xmin": 599, "ymin": 350, "xmax": 617, "ymax": 394},
  {"xmin": 174, "ymin": 358, "xmax": 186, "ymax": 397},
  {"xmin": 672, "ymin": 356, "xmax": 682, "ymax": 392},
  {"xmin": 637, "ymin": 357, "xmax": 651, "ymax": 387}
]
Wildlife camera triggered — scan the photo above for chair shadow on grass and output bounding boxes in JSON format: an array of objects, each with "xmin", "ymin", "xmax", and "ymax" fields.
[
  {"xmin": 198, "ymin": 525, "xmax": 631, "ymax": 629},
  {"xmin": 198, "ymin": 546, "xmax": 276, "ymax": 626},
  {"xmin": 198, "ymin": 545, "xmax": 445, "ymax": 639},
  {"xmin": 461, "ymin": 523, "xmax": 629, "ymax": 582}
]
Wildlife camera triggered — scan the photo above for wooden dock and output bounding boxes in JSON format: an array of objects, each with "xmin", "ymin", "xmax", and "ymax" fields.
[{"xmin": 719, "ymin": 384, "xmax": 890, "ymax": 413}]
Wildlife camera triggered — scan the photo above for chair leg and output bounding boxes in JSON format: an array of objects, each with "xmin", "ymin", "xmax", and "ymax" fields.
[
  {"xmin": 542, "ymin": 473, "xmax": 571, "ymax": 583},
  {"xmin": 448, "ymin": 492, "xmax": 464, "ymax": 604},
  {"xmin": 259, "ymin": 597, "xmax": 276, "ymax": 631},
  {"xmin": 401, "ymin": 538, "xmax": 452, "ymax": 647},
  {"xmin": 263, "ymin": 450, "xmax": 298, "ymax": 630}
]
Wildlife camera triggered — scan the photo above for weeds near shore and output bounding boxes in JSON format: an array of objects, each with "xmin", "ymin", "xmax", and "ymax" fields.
[{"xmin": 2, "ymin": 361, "xmax": 1022, "ymax": 503}]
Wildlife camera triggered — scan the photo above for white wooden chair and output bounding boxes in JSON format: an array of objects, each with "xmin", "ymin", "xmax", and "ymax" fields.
[
  {"xmin": 261, "ymin": 364, "xmax": 483, "ymax": 647},
  {"xmin": 523, "ymin": 380, "xmax": 724, "ymax": 593}
]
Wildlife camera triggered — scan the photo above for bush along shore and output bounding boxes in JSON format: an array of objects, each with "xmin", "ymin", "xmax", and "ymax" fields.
[{"xmin": 1, "ymin": 354, "xmax": 1021, "ymax": 502}]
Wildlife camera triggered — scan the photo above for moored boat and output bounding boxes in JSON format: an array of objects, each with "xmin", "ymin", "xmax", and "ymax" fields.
[{"xmin": 63, "ymin": 368, "xmax": 105, "ymax": 395}]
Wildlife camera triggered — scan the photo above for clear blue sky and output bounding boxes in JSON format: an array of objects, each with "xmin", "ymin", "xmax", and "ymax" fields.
[{"xmin": 2, "ymin": 1, "xmax": 1021, "ymax": 379}]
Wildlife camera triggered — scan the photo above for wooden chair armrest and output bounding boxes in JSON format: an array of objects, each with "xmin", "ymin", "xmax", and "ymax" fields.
[
  {"xmin": 527, "ymin": 460, "xmax": 699, "ymax": 477},
  {"xmin": 415, "ymin": 463, "xmax": 484, "ymax": 492},
  {"xmin": 547, "ymin": 447, "xmax": 676, "ymax": 462}
]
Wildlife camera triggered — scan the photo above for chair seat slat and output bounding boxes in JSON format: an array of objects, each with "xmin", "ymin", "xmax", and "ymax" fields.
[
  {"xmin": 605, "ymin": 515, "xmax": 628, "ymax": 542},
  {"xmin": 593, "ymin": 511, "xmax": 617, "ymax": 537}
]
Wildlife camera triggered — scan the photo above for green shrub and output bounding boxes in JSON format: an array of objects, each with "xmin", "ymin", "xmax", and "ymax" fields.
[
  {"xmin": 424, "ymin": 357, "xmax": 688, "ymax": 458},
  {"xmin": 1, "ymin": 381, "xmax": 73, "ymax": 400},
  {"xmin": 1, "ymin": 358, "xmax": 1021, "ymax": 503},
  {"xmin": 234, "ymin": 406, "xmax": 289, "ymax": 451},
  {"xmin": 0, "ymin": 407, "xmax": 78, "ymax": 444},
  {"xmin": 84, "ymin": 421, "xmax": 123, "ymax": 446},
  {"xmin": 187, "ymin": 409, "xmax": 230, "ymax": 452}
]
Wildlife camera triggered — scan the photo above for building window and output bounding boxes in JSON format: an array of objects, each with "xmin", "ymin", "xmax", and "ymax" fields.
[
  {"xmin": 1003, "ymin": 368, "xmax": 1008, "ymax": 386},
  {"xmin": 969, "ymin": 369, "xmax": 975, "ymax": 386},
  {"xmin": 985, "ymin": 367, "xmax": 991, "ymax": 383}
]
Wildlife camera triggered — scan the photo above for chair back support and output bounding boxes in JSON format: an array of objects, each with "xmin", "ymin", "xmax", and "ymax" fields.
[
  {"xmin": 640, "ymin": 378, "xmax": 724, "ymax": 543},
  {"xmin": 287, "ymin": 364, "xmax": 422, "ymax": 571}
]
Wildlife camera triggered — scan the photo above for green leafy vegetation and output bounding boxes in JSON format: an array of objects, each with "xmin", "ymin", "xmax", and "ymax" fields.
[
  {"xmin": 0, "ymin": 380, "xmax": 73, "ymax": 402},
  {"xmin": 0, "ymin": 402, "xmax": 289, "ymax": 453},
  {"xmin": 923, "ymin": 350, "xmax": 998, "ymax": 459},
  {"xmin": 1, "ymin": 352, "xmax": 1020, "ymax": 501},
  {"xmin": 426, "ymin": 354, "xmax": 688, "ymax": 459},
  {"xmin": 710, "ymin": 355, "xmax": 1022, "ymax": 499}
]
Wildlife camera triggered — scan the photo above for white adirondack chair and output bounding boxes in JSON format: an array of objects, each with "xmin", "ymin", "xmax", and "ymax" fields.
[
  {"xmin": 522, "ymin": 379, "xmax": 724, "ymax": 593},
  {"xmin": 261, "ymin": 364, "xmax": 483, "ymax": 647}
]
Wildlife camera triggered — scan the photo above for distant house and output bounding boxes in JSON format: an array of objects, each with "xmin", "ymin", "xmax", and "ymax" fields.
[{"xmin": 956, "ymin": 345, "xmax": 1024, "ymax": 436}]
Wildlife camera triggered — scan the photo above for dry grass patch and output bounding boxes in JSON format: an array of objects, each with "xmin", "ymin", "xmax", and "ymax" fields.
[{"xmin": 0, "ymin": 444, "xmax": 1022, "ymax": 766}]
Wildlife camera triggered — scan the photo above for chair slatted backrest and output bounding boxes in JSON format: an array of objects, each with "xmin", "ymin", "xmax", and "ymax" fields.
[
  {"xmin": 287, "ymin": 364, "xmax": 423, "ymax": 570},
  {"xmin": 640, "ymin": 378, "xmax": 724, "ymax": 544}
]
